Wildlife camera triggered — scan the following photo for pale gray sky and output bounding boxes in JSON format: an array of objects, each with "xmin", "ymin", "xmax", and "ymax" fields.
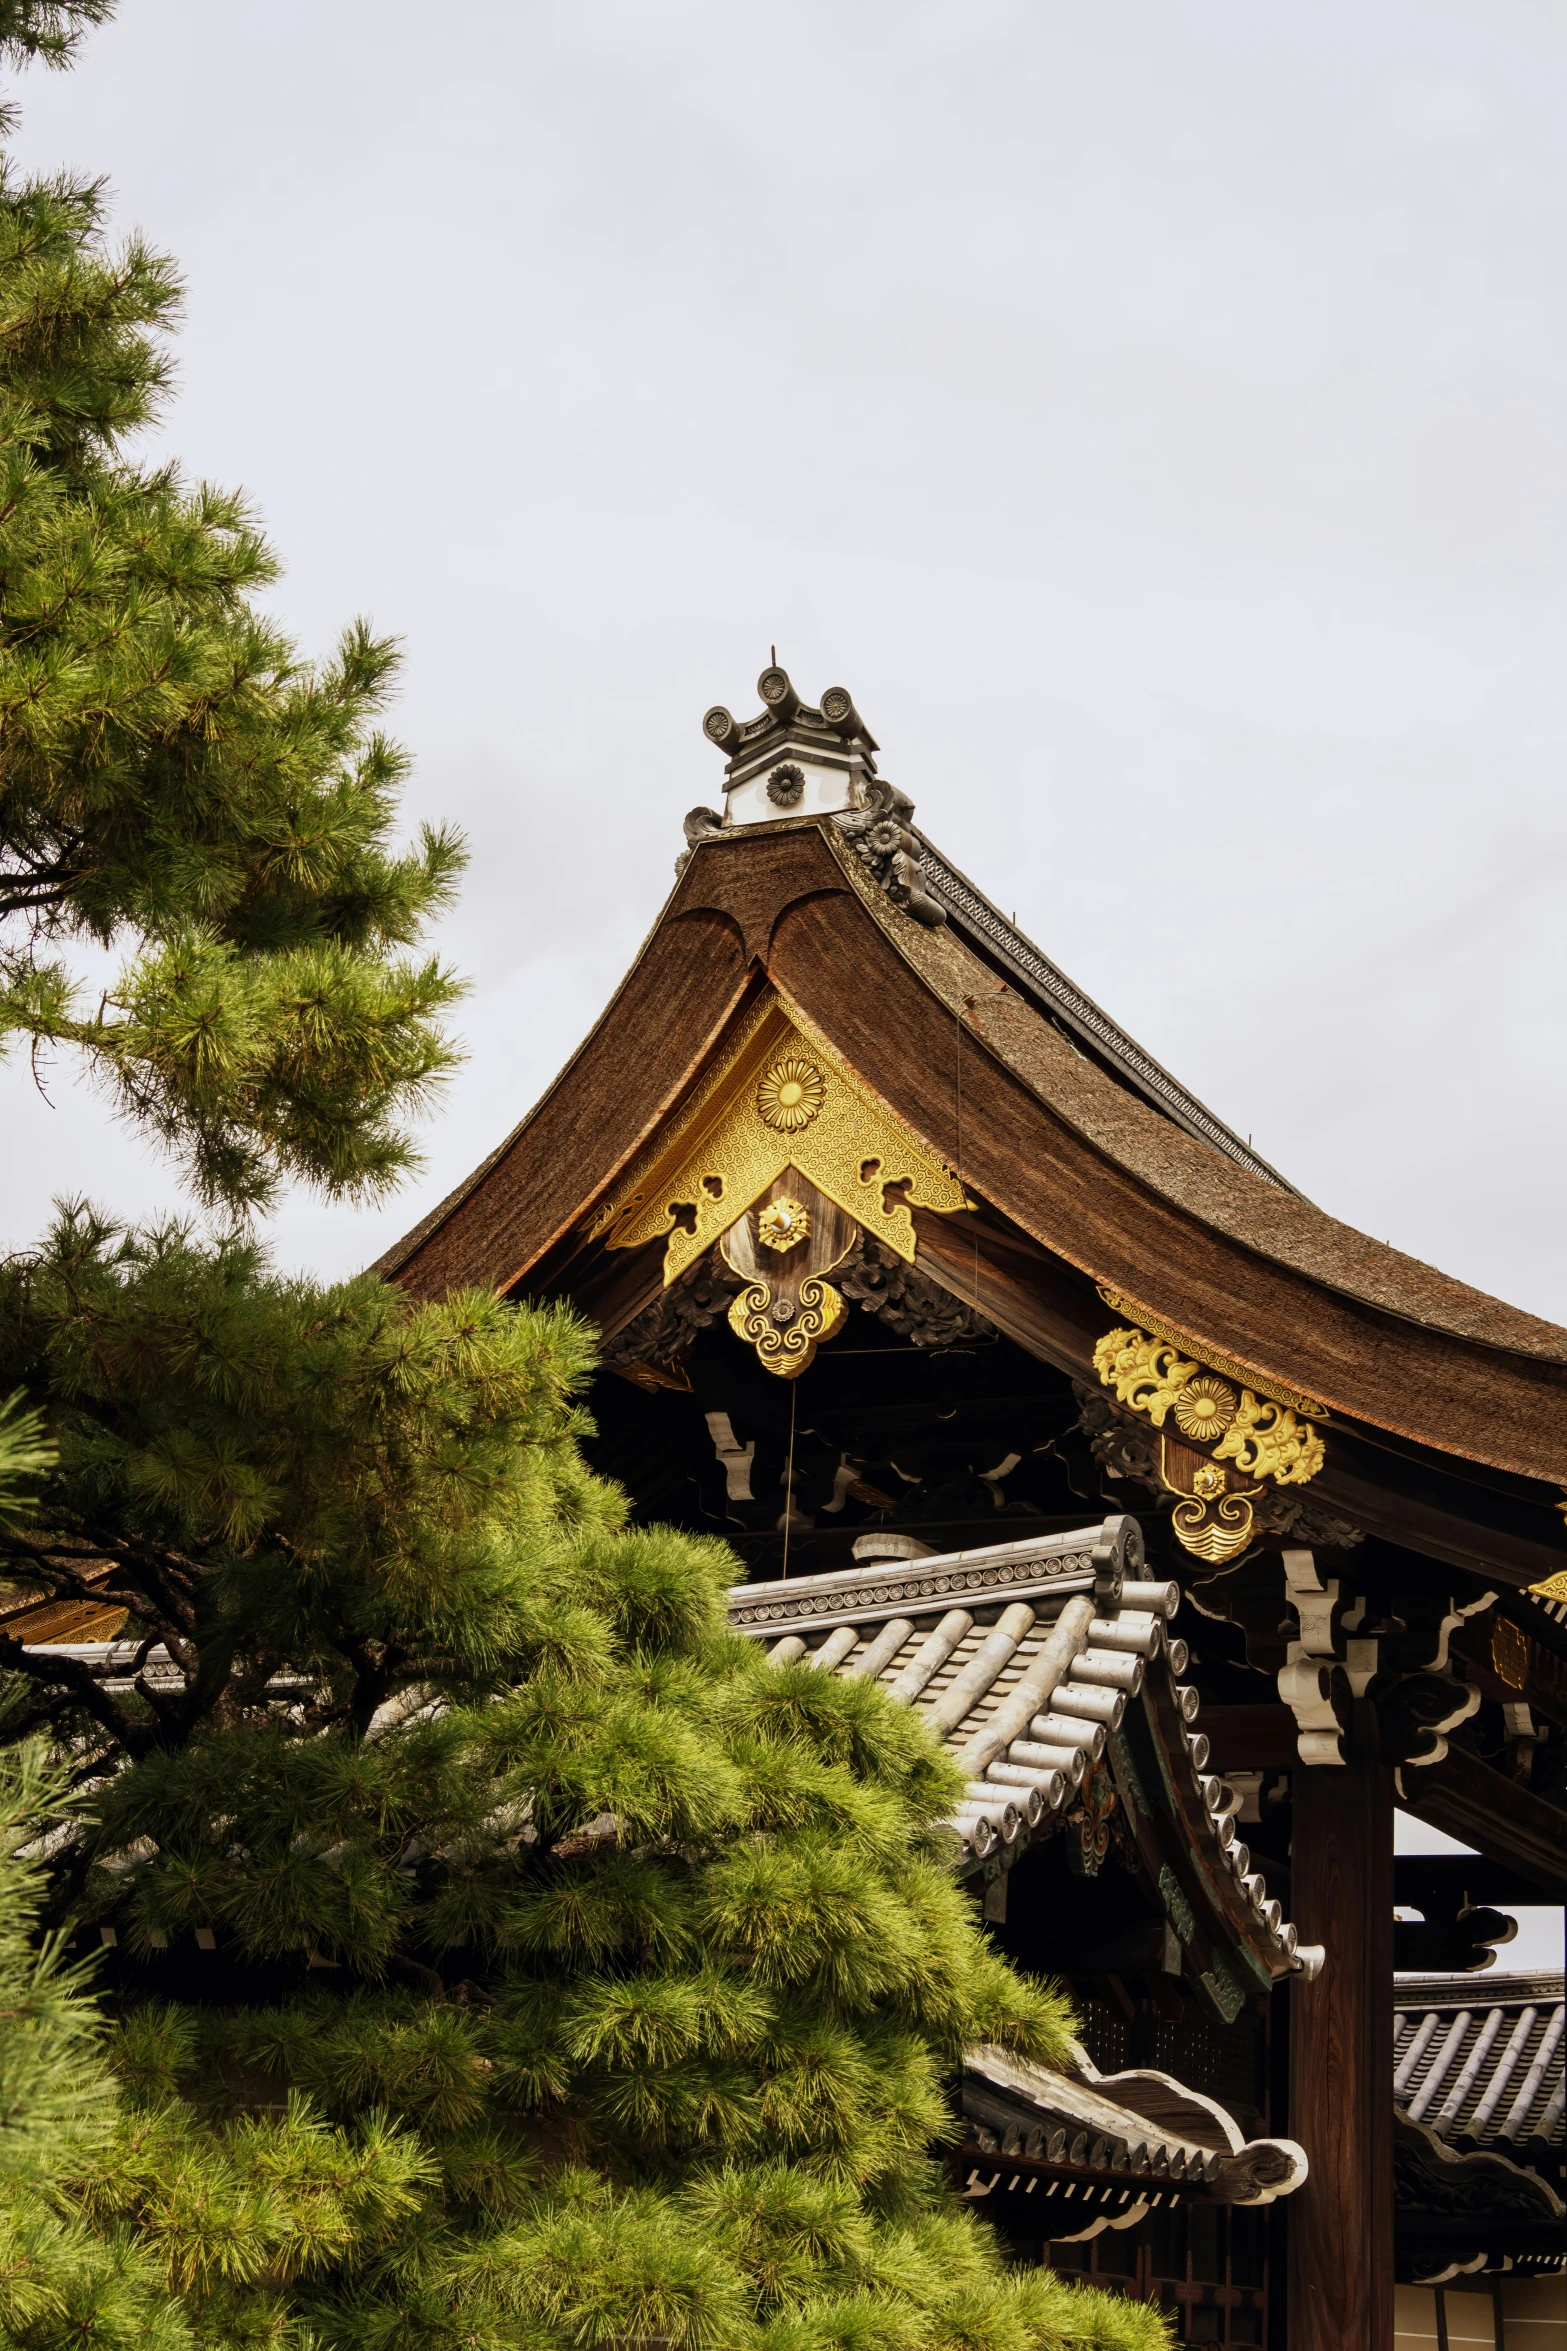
[{"xmin": 7, "ymin": 0, "xmax": 1567, "ymax": 1326}]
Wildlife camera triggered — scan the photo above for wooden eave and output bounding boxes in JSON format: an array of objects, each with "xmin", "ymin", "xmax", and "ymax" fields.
[{"xmin": 379, "ymin": 817, "xmax": 1567, "ymax": 1524}]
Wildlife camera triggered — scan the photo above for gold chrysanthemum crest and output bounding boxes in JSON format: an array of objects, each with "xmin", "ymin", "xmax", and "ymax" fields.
[
  {"xmin": 756, "ymin": 1058, "xmax": 826, "ymax": 1133},
  {"xmin": 1173, "ymin": 1374, "xmax": 1237, "ymax": 1445},
  {"xmin": 1094, "ymin": 1324, "xmax": 1325, "ymax": 1489}
]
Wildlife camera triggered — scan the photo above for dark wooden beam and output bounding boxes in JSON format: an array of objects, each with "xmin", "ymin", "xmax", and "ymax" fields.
[
  {"xmin": 1399, "ymin": 1744, "xmax": 1567, "ymax": 1901},
  {"xmin": 1199, "ymin": 1705, "xmax": 1300, "ymax": 1772},
  {"xmin": 1287, "ymin": 1702, "xmax": 1394, "ymax": 2351}
]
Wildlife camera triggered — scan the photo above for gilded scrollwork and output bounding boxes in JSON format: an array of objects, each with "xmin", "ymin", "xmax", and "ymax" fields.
[
  {"xmin": 727, "ymin": 1275, "xmax": 846, "ymax": 1379},
  {"xmin": 1169, "ymin": 1459, "xmax": 1260, "ymax": 1567},
  {"xmin": 1092, "ymin": 1326, "xmax": 1198, "ymax": 1426},
  {"xmin": 1214, "ymin": 1391, "xmax": 1326, "ymax": 1487},
  {"xmin": 1096, "ymin": 1287, "xmax": 1328, "ymax": 1421},
  {"xmin": 1095, "ymin": 1326, "xmax": 1324, "ymax": 1490},
  {"xmin": 1094, "ymin": 1307, "xmax": 1327, "ymax": 1566}
]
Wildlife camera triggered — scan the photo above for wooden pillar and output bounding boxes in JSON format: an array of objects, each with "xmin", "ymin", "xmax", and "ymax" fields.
[{"xmin": 1287, "ymin": 1699, "xmax": 1394, "ymax": 2351}]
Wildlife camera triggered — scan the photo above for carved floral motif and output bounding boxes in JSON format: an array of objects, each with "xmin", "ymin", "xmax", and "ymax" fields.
[
  {"xmin": 756, "ymin": 1196, "xmax": 811, "ymax": 1252},
  {"xmin": 837, "ymin": 1235, "xmax": 994, "ymax": 1348},
  {"xmin": 1093, "ymin": 1327, "xmax": 1195, "ymax": 1427},
  {"xmin": 1173, "ymin": 1375, "xmax": 1237, "ymax": 1444},
  {"xmin": 756, "ymin": 1059, "xmax": 826, "ymax": 1134},
  {"xmin": 1214, "ymin": 1391, "xmax": 1326, "ymax": 1488},
  {"xmin": 1092, "ymin": 1320, "xmax": 1326, "ymax": 1566},
  {"xmin": 1093, "ymin": 1326, "xmax": 1324, "ymax": 1486},
  {"xmin": 835, "ymin": 780, "xmax": 947, "ymax": 926}
]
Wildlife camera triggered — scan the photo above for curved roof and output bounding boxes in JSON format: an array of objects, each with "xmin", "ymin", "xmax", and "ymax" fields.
[
  {"xmin": 907, "ymin": 829, "xmax": 1296, "ymax": 1190},
  {"xmin": 726, "ymin": 1513, "xmax": 1309, "ymax": 1995},
  {"xmin": 1395, "ymin": 1974, "xmax": 1565, "ymax": 2152},
  {"xmin": 962, "ymin": 2043, "xmax": 1307, "ymax": 2209},
  {"xmin": 378, "ymin": 812, "xmax": 1567, "ymax": 1513}
]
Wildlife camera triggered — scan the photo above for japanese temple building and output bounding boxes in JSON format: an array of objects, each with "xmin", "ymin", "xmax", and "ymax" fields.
[{"xmin": 378, "ymin": 671, "xmax": 1566, "ymax": 2350}]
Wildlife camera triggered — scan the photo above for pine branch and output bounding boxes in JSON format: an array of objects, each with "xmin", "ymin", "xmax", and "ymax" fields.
[
  {"xmin": 0, "ymin": 1, "xmax": 113, "ymax": 70},
  {"xmin": 0, "ymin": 1629, "xmax": 151, "ymax": 1755}
]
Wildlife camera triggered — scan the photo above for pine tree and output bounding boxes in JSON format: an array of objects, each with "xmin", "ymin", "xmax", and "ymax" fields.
[
  {"xmin": 0, "ymin": 1743, "xmax": 188, "ymax": 2351},
  {"xmin": 0, "ymin": 1375, "xmax": 187, "ymax": 2349},
  {"xmin": 0, "ymin": 1214, "xmax": 1168, "ymax": 2350},
  {"xmin": 0, "ymin": 17, "xmax": 1172, "ymax": 2345},
  {"xmin": 0, "ymin": 1, "xmax": 463, "ymax": 1212}
]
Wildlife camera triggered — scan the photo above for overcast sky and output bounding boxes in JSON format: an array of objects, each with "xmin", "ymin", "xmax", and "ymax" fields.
[{"xmin": 7, "ymin": 1, "xmax": 1567, "ymax": 1327}]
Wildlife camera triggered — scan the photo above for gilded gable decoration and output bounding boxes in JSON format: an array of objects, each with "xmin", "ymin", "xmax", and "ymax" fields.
[
  {"xmin": 592, "ymin": 992, "xmax": 970, "ymax": 1288},
  {"xmin": 719, "ymin": 1173, "xmax": 857, "ymax": 1380},
  {"xmin": 1092, "ymin": 1292, "xmax": 1328, "ymax": 1566}
]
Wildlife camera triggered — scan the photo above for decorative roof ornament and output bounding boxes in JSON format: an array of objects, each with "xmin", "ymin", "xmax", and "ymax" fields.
[
  {"xmin": 1091, "ymin": 1296, "xmax": 1329, "ymax": 1568},
  {"xmin": 835, "ymin": 775, "xmax": 947, "ymax": 926},
  {"xmin": 682, "ymin": 676, "xmax": 1309, "ymax": 1175},
  {"xmin": 755, "ymin": 1195, "xmax": 811, "ymax": 1252},
  {"xmin": 755, "ymin": 1057, "xmax": 825, "ymax": 1134},
  {"xmin": 591, "ymin": 991, "xmax": 969, "ymax": 1287},
  {"xmin": 692, "ymin": 662, "xmax": 946, "ymax": 927}
]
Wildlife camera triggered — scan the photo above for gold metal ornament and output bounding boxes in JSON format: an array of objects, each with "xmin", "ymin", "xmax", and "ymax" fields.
[
  {"xmin": 1093, "ymin": 1326, "xmax": 1195, "ymax": 1426},
  {"xmin": 1097, "ymin": 1287, "xmax": 1328, "ymax": 1420},
  {"xmin": 1095, "ymin": 1308, "xmax": 1325, "ymax": 1566},
  {"xmin": 727, "ymin": 1274, "xmax": 846, "ymax": 1379},
  {"xmin": 1168, "ymin": 1454, "xmax": 1259, "ymax": 1567},
  {"xmin": 756, "ymin": 1196, "xmax": 811, "ymax": 1252},
  {"xmin": 721, "ymin": 1177, "xmax": 855, "ymax": 1378},
  {"xmin": 593, "ymin": 992, "xmax": 969, "ymax": 1285},
  {"xmin": 1491, "ymin": 1618, "xmax": 1529, "ymax": 1689},
  {"xmin": 1173, "ymin": 1374, "xmax": 1237, "ymax": 1444},
  {"xmin": 1213, "ymin": 1391, "xmax": 1325, "ymax": 1487},
  {"xmin": 1093, "ymin": 1325, "xmax": 1324, "ymax": 1487},
  {"xmin": 1529, "ymin": 1568, "xmax": 1567, "ymax": 1603},
  {"xmin": 756, "ymin": 1060, "xmax": 826, "ymax": 1133}
]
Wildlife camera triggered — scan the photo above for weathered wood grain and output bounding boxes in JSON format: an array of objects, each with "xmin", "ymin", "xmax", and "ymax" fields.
[{"xmin": 1287, "ymin": 1706, "xmax": 1394, "ymax": 2351}]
